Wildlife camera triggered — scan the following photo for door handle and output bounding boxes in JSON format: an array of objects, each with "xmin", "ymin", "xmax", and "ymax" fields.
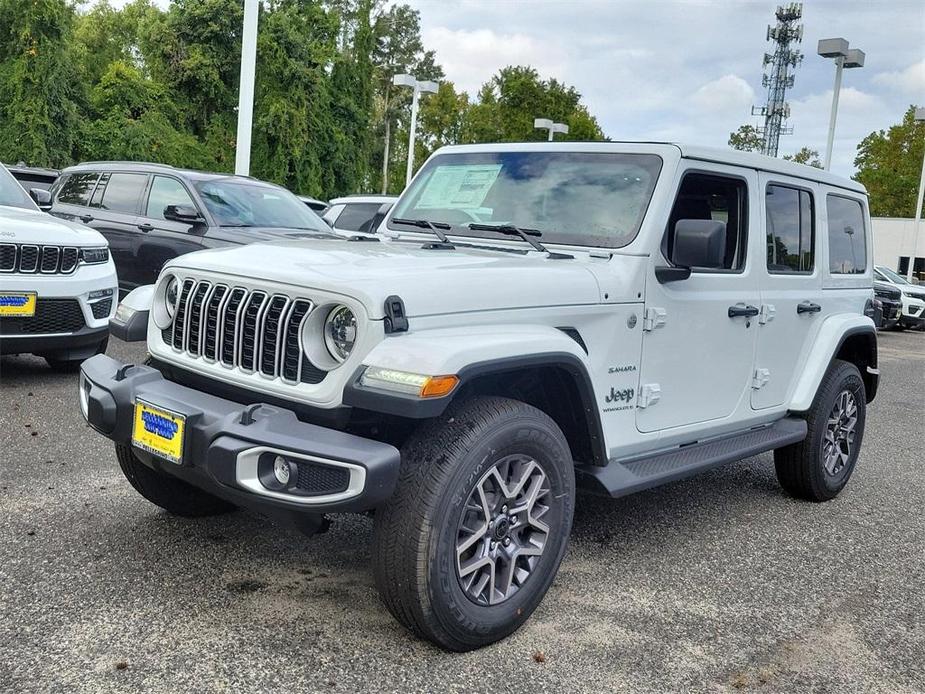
[
  {"xmin": 728, "ymin": 304, "xmax": 760, "ymax": 318},
  {"xmin": 79, "ymin": 214, "xmax": 93, "ymax": 223},
  {"xmin": 797, "ymin": 301, "xmax": 822, "ymax": 314},
  {"xmin": 137, "ymin": 223, "xmax": 154, "ymax": 233}
]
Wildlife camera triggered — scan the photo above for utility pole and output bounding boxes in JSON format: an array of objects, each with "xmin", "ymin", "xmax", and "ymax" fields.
[
  {"xmin": 908, "ymin": 107, "xmax": 925, "ymax": 281},
  {"xmin": 234, "ymin": 0, "xmax": 259, "ymax": 176},
  {"xmin": 392, "ymin": 74, "xmax": 438, "ymax": 187}
]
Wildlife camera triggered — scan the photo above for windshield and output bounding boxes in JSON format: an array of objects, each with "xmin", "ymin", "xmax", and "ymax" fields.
[
  {"xmin": 0, "ymin": 165, "xmax": 38, "ymax": 211},
  {"xmin": 875, "ymin": 266, "xmax": 910, "ymax": 285},
  {"xmin": 195, "ymin": 178, "xmax": 327, "ymax": 231},
  {"xmin": 389, "ymin": 151, "xmax": 662, "ymax": 248}
]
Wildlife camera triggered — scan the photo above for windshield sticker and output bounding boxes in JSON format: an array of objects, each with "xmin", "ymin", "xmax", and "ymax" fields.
[{"xmin": 416, "ymin": 164, "xmax": 502, "ymax": 210}]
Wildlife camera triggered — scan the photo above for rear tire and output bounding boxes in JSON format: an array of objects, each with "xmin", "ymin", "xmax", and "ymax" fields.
[
  {"xmin": 372, "ymin": 396, "xmax": 575, "ymax": 651},
  {"xmin": 115, "ymin": 443, "xmax": 235, "ymax": 517},
  {"xmin": 774, "ymin": 359, "xmax": 866, "ymax": 501}
]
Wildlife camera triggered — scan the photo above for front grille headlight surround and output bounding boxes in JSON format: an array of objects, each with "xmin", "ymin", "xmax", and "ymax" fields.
[
  {"xmin": 152, "ymin": 273, "xmax": 179, "ymax": 330},
  {"xmin": 301, "ymin": 302, "xmax": 360, "ymax": 370}
]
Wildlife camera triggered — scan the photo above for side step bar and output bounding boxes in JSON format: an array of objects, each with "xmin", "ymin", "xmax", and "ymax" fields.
[{"xmin": 576, "ymin": 417, "xmax": 807, "ymax": 498}]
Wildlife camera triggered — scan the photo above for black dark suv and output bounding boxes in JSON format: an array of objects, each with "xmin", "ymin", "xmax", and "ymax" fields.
[{"xmin": 49, "ymin": 162, "xmax": 335, "ymax": 294}]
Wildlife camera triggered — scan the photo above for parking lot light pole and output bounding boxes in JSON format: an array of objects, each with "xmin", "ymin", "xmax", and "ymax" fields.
[
  {"xmin": 817, "ymin": 38, "xmax": 865, "ymax": 171},
  {"xmin": 534, "ymin": 118, "xmax": 569, "ymax": 141},
  {"xmin": 234, "ymin": 0, "xmax": 259, "ymax": 176},
  {"xmin": 908, "ymin": 107, "xmax": 925, "ymax": 281},
  {"xmin": 393, "ymin": 74, "xmax": 438, "ymax": 187}
]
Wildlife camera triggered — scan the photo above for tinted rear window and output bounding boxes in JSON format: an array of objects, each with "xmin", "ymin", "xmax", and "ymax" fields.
[
  {"xmin": 100, "ymin": 173, "xmax": 149, "ymax": 214},
  {"xmin": 334, "ymin": 203, "xmax": 383, "ymax": 232},
  {"xmin": 57, "ymin": 173, "xmax": 100, "ymax": 206},
  {"xmin": 827, "ymin": 195, "xmax": 866, "ymax": 274}
]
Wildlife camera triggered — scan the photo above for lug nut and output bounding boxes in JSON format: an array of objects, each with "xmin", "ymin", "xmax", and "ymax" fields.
[
  {"xmin": 501, "ymin": 505, "xmax": 508, "ymax": 513},
  {"xmin": 490, "ymin": 542, "xmax": 497, "ymax": 550},
  {"xmin": 503, "ymin": 537, "xmax": 511, "ymax": 547}
]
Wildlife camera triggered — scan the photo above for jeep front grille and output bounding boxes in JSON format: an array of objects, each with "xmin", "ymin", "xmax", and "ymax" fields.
[
  {"xmin": 164, "ymin": 279, "xmax": 326, "ymax": 384},
  {"xmin": 0, "ymin": 243, "xmax": 80, "ymax": 274}
]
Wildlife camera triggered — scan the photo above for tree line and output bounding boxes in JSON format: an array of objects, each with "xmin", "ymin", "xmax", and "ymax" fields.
[{"xmin": 0, "ymin": 0, "xmax": 606, "ymax": 200}]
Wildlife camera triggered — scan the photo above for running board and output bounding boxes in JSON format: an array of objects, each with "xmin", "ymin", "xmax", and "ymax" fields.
[{"xmin": 576, "ymin": 417, "xmax": 807, "ymax": 498}]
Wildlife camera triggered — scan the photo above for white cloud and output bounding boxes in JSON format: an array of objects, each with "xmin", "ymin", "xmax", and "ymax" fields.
[
  {"xmin": 421, "ymin": 26, "xmax": 567, "ymax": 97},
  {"xmin": 873, "ymin": 60, "xmax": 925, "ymax": 98},
  {"xmin": 691, "ymin": 74, "xmax": 756, "ymax": 113}
]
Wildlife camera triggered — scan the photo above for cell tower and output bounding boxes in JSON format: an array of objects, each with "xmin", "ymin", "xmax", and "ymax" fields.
[{"xmin": 752, "ymin": 3, "xmax": 804, "ymax": 157}]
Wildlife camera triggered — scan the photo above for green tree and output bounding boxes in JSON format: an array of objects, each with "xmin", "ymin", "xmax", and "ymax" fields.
[
  {"xmin": 0, "ymin": 0, "xmax": 84, "ymax": 167},
  {"xmin": 854, "ymin": 105, "xmax": 925, "ymax": 218},
  {"xmin": 783, "ymin": 147, "xmax": 822, "ymax": 168},
  {"xmin": 728, "ymin": 124, "xmax": 763, "ymax": 152},
  {"xmin": 461, "ymin": 66, "xmax": 605, "ymax": 144}
]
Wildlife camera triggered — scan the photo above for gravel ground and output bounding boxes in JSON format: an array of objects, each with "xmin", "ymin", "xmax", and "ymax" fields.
[{"xmin": 1, "ymin": 331, "xmax": 923, "ymax": 694}]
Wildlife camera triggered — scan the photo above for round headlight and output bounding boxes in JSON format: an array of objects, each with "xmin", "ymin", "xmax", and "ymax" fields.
[
  {"xmin": 165, "ymin": 276, "xmax": 180, "ymax": 318},
  {"xmin": 324, "ymin": 305, "xmax": 357, "ymax": 363}
]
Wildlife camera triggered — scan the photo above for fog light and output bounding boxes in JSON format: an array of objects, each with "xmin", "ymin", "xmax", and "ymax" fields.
[{"xmin": 273, "ymin": 455, "xmax": 291, "ymax": 485}]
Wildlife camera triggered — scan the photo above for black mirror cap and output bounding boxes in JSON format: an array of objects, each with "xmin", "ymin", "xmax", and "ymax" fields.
[
  {"xmin": 29, "ymin": 187, "xmax": 52, "ymax": 210},
  {"xmin": 671, "ymin": 219, "xmax": 726, "ymax": 270},
  {"xmin": 164, "ymin": 204, "xmax": 204, "ymax": 224},
  {"xmin": 655, "ymin": 265, "xmax": 692, "ymax": 283}
]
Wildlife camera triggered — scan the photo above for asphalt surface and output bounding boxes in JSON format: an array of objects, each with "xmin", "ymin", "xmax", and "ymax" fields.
[{"xmin": 1, "ymin": 331, "xmax": 923, "ymax": 693}]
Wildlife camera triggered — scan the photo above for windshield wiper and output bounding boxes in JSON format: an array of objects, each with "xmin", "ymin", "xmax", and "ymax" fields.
[
  {"xmin": 391, "ymin": 218, "xmax": 455, "ymax": 249},
  {"xmin": 467, "ymin": 223, "xmax": 572, "ymax": 259}
]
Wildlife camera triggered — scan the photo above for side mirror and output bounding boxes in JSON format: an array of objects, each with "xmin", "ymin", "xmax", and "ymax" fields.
[
  {"xmin": 369, "ymin": 202, "xmax": 394, "ymax": 234},
  {"xmin": 656, "ymin": 219, "xmax": 726, "ymax": 283},
  {"xmin": 164, "ymin": 204, "xmax": 204, "ymax": 224},
  {"xmin": 29, "ymin": 188, "xmax": 52, "ymax": 212}
]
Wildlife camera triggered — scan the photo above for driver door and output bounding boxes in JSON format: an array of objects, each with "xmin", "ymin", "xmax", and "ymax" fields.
[
  {"xmin": 636, "ymin": 165, "xmax": 760, "ymax": 434},
  {"xmin": 134, "ymin": 175, "xmax": 205, "ymax": 286}
]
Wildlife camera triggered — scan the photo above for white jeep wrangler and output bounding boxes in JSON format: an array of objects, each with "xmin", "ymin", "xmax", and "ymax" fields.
[{"xmin": 79, "ymin": 142, "xmax": 878, "ymax": 651}]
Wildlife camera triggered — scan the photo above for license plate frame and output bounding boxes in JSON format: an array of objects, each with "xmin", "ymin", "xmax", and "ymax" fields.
[
  {"xmin": 0, "ymin": 292, "xmax": 37, "ymax": 317},
  {"xmin": 131, "ymin": 399, "xmax": 186, "ymax": 465}
]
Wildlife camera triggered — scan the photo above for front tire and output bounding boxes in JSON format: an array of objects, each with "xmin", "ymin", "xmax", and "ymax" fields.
[
  {"xmin": 372, "ymin": 396, "xmax": 575, "ymax": 651},
  {"xmin": 774, "ymin": 359, "xmax": 866, "ymax": 501},
  {"xmin": 115, "ymin": 443, "xmax": 235, "ymax": 517}
]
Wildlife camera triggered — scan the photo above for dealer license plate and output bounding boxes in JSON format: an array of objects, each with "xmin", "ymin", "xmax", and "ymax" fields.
[
  {"xmin": 0, "ymin": 292, "xmax": 36, "ymax": 317},
  {"xmin": 132, "ymin": 400, "xmax": 186, "ymax": 464}
]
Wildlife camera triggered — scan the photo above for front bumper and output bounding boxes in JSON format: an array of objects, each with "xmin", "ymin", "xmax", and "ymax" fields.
[
  {"xmin": 0, "ymin": 324, "xmax": 108, "ymax": 358},
  {"xmin": 79, "ymin": 354, "xmax": 401, "ymax": 518}
]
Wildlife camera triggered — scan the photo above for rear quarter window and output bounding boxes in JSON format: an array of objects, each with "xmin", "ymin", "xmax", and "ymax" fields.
[
  {"xmin": 56, "ymin": 172, "xmax": 100, "ymax": 206},
  {"xmin": 826, "ymin": 195, "xmax": 867, "ymax": 274}
]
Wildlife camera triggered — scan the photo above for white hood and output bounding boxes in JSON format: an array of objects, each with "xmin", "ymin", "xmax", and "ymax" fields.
[
  {"xmin": 167, "ymin": 238, "xmax": 604, "ymax": 319},
  {"xmin": 0, "ymin": 205, "xmax": 108, "ymax": 247}
]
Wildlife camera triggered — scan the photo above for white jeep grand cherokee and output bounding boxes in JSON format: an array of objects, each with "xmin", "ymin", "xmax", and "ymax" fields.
[
  {"xmin": 80, "ymin": 143, "xmax": 878, "ymax": 650},
  {"xmin": 0, "ymin": 163, "xmax": 116, "ymax": 369}
]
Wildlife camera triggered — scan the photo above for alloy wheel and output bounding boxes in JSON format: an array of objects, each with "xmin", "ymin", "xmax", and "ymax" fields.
[{"xmin": 822, "ymin": 389, "xmax": 858, "ymax": 476}]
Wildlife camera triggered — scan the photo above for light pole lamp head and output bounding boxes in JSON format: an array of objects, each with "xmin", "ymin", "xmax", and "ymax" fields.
[
  {"xmin": 417, "ymin": 80, "xmax": 439, "ymax": 95},
  {"xmin": 915, "ymin": 107, "xmax": 925, "ymax": 122},
  {"xmin": 817, "ymin": 37, "xmax": 848, "ymax": 58},
  {"xmin": 534, "ymin": 118, "xmax": 554, "ymax": 130},
  {"xmin": 844, "ymin": 49, "xmax": 865, "ymax": 69},
  {"xmin": 392, "ymin": 73, "xmax": 416, "ymax": 88},
  {"xmin": 550, "ymin": 122, "xmax": 569, "ymax": 135}
]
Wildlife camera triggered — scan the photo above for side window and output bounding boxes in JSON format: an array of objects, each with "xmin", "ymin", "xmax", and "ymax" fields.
[
  {"xmin": 765, "ymin": 184, "xmax": 814, "ymax": 273},
  {"xmin": 334, "ymin": 203, "xmax": 383, "ymax": 232},
  {"xmin": 146, "ymin": 176, "xmax": 195, "ymax": 220},
  {"xmin": 665, "ymin": 173, "xmax": 748, "ymax": 271},
  {"xmin": 99, "ymin": 173, "xmax": 148, "ymax": 214},
  {"xmin": 827, "ymin": 195, "xmax": 867, "ymax": 274},
  {"xmin": 89, "ymin": 173, "xmax": 110, "ymax": 208},
  {"xmin": 56, "ymin": 173, "xmax": 100, "ymax": 206}
]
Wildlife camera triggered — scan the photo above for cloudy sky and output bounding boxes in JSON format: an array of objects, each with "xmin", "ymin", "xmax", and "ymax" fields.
[{"xmin": 403, "ymin": 0, "xmax": 924, "ymax": 176}]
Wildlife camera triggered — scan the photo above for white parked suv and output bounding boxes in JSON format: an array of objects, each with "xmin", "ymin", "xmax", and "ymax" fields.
[
  {"xmin": 0, "ymin": 163, "xmax": 116, "ymax": 370},
  {"xmin": 79, "ymin": 143, "xmax": 878, "ymax": 650},
  {"xmin": 873, "ymin": 265, "xmax": 925, "ymax": 329}
]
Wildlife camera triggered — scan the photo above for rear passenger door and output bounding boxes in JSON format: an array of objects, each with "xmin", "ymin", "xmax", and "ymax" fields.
[
  {"xmin": 135, "ymin": 175, "xmax": 205, "ymax": 286},
  {"xmin": 88, "ymin": 172, "xmax": 150, "ymax": 293},
  {"xmin": 752, "ymin": 175, "xmax": 823, "ymax": 410}
]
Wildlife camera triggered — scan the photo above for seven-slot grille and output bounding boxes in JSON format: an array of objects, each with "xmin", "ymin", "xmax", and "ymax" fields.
[
  {"xmin": 0, "ymin": 244, "xmax": 80, "ymax": 274},
  {"xmin": 164, "ymin": 279, "xmax": 326, "ymax": 384}
]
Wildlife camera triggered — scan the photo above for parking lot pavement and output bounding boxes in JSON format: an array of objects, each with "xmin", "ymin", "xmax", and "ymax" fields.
[{"xmin": 1, "ymin": 332, "xmax": 923, "ymax": 694}]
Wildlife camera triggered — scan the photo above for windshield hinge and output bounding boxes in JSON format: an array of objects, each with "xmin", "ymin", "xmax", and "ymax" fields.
[
  {"xmin": 383, "ymin": 295, "xmax": 409, "ymax": 334},
  {"xmin": 642, "ymin": 307, "xmax": 667, "ymax": 332}
]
